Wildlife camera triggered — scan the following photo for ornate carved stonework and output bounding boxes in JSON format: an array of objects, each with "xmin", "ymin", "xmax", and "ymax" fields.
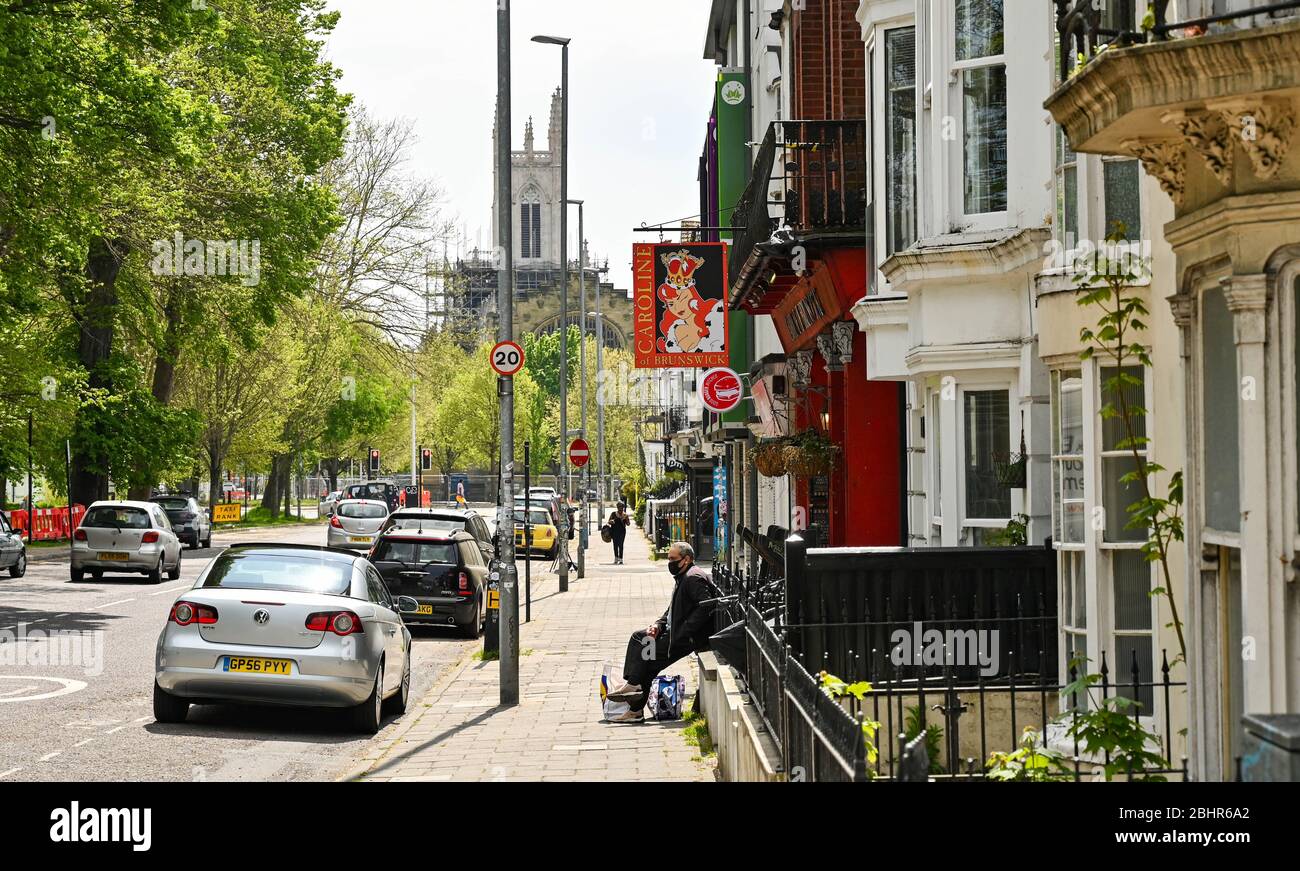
[
  {"xmin": 816, "ymin": 332, "xmax": 841, "ymax": 372},
  {"xmin": 789, "ymin": 350, "xmax": 813, "ymax": 389},
  {"xmin": 1122, "ymin": 138, "xmax": 1186, "ymax": 207},
  {"xmin": 1162, "ymin": 109, "xmax": 1232, "ymax": 186},
  {"xmin": 1222, "ymin": 273, "xmax": 1269, "ymax": 346},
  {"xmin": 1211, "ymin": 98, "xmax": 1296, "ymax": 180},
  {"xmin": 1166, "ymin": 292, "xmax": 1194, "ymax": 329},
  {"xmin": 831, "ymin": 321, "xmax": 856, "ymax": 367}
]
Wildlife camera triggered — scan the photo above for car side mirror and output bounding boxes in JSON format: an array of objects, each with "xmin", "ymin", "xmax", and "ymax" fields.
[{"xmin": 394, "ymin": 595, "xmax": 419, "ymax": 614}]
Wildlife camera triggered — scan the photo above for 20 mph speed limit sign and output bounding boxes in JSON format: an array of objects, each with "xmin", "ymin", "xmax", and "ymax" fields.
[{"xmin": 489, "ymin": 340, "xmax": 525, "ymax": 376}]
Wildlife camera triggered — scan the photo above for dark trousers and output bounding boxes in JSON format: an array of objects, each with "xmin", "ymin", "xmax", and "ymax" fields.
[
  {"xmin": 622, "ymin": 629, "xmax": 685, "ymax": 712},
  {"xmin": 612, "ymin": 530, "xmax": 626, "ymax": 559}
]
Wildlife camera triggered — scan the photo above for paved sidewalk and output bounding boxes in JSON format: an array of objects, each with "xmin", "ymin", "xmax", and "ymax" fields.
[{"xmin": 344, "ymin": 526, "xmax": 715, "ymax": 782}]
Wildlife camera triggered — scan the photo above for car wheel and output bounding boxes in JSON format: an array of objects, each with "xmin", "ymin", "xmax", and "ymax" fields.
[
  {"xmin": 383, "ymin": 654, "xmax": 410, "ymax": 717},
  {"xmin": 153, "ymin": 682, "xmax": 190, "ymax": 724},
  {"xmin": 351, "ymin": 663, "xmax": 384, "ymax": 734},
  {"xmin": 202, "ymin": 530, "xmax": 212, "ymax": 549},
  {"xmin": 9, "ymin": 552, "xmax": 26, "ymax": 578},
  {"xmin": 457, "ymin": 602, "xmax": 482, "ymax": 640},
  {"xmin": 546, "ymin": 544, "xmax": 558, "ymax": 560},
  {"xmin": 147, "ymin": 556, "xmax": 163, "ymax": 585},
  {"xmin": 89, "ymin": 568, "xmax": 103, "ymax": 580},
  {"xmin": 167, "ymin": 550, "xmax": 182, "ymax": 581},
  {"xmin": 70, "ymin": 567, "xmax": 84, "ymax": 583}
]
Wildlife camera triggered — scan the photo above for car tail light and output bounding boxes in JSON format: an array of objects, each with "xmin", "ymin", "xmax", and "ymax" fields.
[
  {"xmin": 73, "ymin": 529, "xmax": 86, "ymax": 541},
  {"xmin": 305, "ymin": 610, "xmax": 363, "ymax": 636},
  {"xmin": 142, "ymin": 530, "xmax": 160, "ymax": 543},
  {"xmin": 458, "ymin": 571, "xmax": 470, "ymax": 594},
  {"xmin": 170, "ymin": 601, "xmax": 218, "ymax": 626},
  {"xmin": 330, "ymin": 515, "xmax": 343, "ymax": 528}
]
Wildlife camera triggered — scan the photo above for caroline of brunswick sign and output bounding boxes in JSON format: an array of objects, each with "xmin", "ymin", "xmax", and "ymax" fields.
[{"xmin": 633, "ymin": 242, "xmax": 730, "ymax": 369}]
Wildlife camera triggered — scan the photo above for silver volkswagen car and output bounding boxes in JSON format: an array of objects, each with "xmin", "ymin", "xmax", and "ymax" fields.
[
  {"xmin": 327, "ymin": 498, "xmax": 389, "ymax": 550},
  {"xmin": 72, "ymin": 501, "xmax": 183, "ymax": 583},
  {"xmin": 154, "ymin": 543, "xmax": 417, "ymax": 733}
]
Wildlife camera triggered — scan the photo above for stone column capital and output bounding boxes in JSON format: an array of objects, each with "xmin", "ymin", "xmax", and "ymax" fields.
[{"xmin": 1222, "ymin": 273, "xmax": 1269, "ymax": 345}]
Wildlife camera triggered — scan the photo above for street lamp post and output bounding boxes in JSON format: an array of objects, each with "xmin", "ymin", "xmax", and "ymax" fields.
[
  {"xmin": 568, "ymin": 198, "xmax": 587, "ymax": 579},
  {"xmin": 533, "ymin": 33, "xmax": 571, "ymax": 593}
]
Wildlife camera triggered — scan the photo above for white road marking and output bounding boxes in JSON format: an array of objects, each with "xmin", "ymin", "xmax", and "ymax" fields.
[
  {"xmin": 104, "ymin": 725, "xmax": 128, "ymax": 735},
  {"xmin": 0, "ymin": 768, "xmax": 21, "ymax": 779},
  {"xmin": 52, "ymin": 614, "xmax": 67, "ymax": 619},
  {"xmin": 38, "ymin": 751, "xmax": 61, "ymax": 762},
  {"xmin": 73, "ymin": 739, "xmax": 94, "ymax": 748},
  {"xmin": 0, "ymin": 686, "xmax": 38, "ymax": 698},
  {"xmin": 0, "ymin": 676, "xmax": 87, "ymax": 703},
  {"xmin": 133, "ymin": 716, "xmax": 150, "ymax": 723},
  {"xmin": 148, "ymin": 585, "xmax": 185, "ymax": 597},
  {"xmin": 95, "ymin": 598, "xmax": 135, "ymax": 608},
  {"xmin": 29, "ymin": 618, "xmax": 45, "ymax": 623}
]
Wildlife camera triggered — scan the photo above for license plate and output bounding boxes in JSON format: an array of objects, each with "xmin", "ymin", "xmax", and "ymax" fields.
[
  {"xmin": 97, "ymin": 552, "xmax": 129, "ymax": 561},
  {"xmin": 415, "ymin": 604, "xmax": 434, "ymax": 615},
  {"xmin": 223, "ymin": 656, "xmax": 292, "ymax": 675},
  {"xmin": 349, "ymin": 536, "xmax": 372, "ymax": 543}
]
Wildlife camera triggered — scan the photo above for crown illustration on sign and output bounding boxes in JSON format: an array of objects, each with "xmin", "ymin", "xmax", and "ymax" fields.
[{"xmin": 660, "ymin": 249, "xmax": 705, "ymax": 289}]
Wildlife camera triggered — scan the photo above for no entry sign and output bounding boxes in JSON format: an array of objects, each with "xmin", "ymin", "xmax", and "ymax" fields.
[
  {"xmin": 700, "ymin": 367, "xmax": 744, "ymax": 414},
  {"xmin": 489, "ymin": 340, "xmax": 525, "ymax": 376},
  {"xmin": 568, "ymin": 438, "xmax": 590, "ymax": 468}
]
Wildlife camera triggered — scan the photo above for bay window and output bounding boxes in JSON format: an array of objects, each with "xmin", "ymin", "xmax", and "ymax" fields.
[
  {"xmin": 886, "ymin": 27, "xmax": 917, "ymax": 255},
  {"xmin": 963, "ymin": 389, "xmax": 1011, "ymax": 520},
  {"xmin": 955, "ymin": 0, "xmax": 1006, "ymax": 215}
]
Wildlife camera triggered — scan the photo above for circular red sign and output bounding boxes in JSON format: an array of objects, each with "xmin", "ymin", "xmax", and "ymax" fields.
[
  {"xmin": 700, "ymin": 367, "xmax": 744, "ymax": 414},
  {"xmin": 568, "ymin": 438, "xmax": 590, "ymax": 468},
  {"xmin": 489, "ymin": 340, "xmax": 525, "ymax": 376}
]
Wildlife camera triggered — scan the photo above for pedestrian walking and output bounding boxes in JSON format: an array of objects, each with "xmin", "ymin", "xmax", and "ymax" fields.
[
  {"xmin": 604, "ymin": 541, "xmax": 717, "ymax": 722},
  {"xmin": 605, "ymin": 501, "xmax": 630, "ymax": 565}
]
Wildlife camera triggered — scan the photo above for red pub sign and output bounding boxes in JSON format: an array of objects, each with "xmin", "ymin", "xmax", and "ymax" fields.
[{"xmin": 633, "ymin": 242, "xmax": 729, "ymax": 369}]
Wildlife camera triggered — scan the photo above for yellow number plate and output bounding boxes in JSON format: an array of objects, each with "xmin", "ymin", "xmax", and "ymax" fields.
[
  {"xmin": 97, "ymin": 552, "xmax": 129, "ymax": 561},
  {"xmin": 223, "ymin": 656, "xmax": 291, "ymax": 675},
  {"xmin": 415, "ymin": 604, "xmax": 434, "ymax": 615},
  {"xmin": 349, "ymin": 536, "xmax": 372, "ymax": 543}
]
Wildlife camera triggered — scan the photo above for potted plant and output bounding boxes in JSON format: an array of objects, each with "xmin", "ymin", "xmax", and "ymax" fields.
[
  {"xmin": 753, "ymin": 438, "xmax": 789, "ymax": 477},
  {"xmin": 782, "ymin": 429, "xmax": 840, "ymax": 478}
]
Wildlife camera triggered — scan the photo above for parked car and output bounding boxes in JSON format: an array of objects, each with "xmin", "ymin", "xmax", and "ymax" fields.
[
  {"xmin": 369, "ymin": 529, "xmax": 486, "ymax": 638},
  {"xmin": 379, "ymin": 507, "xmax": 495, "ymax": 564},
  {"xmin": 0, "ymin": 511, "xmax": 26, "ymax": 578},
  {"xmin": 527, "ymin": 486, "xmax": 557, "ymax": 504},
  {"xmin": 152, "ymin": 543, "xmax": 417, "ymax": 733},
  {"xmin": 513, "ymin": 506, "xmax": 558, "ymax": 559},
  {"xmin": 151, "ymin": 495, "xmax": 212, "ymax": 550},
  {"xmin": 72, "ymin": 501, "xmax": 183, "ymax": 583},
  {"xmin": 327, "ymin": 499, "xmax": 389, "ymax": 550},
  {"xmin": 345, "ymin": 481, "xmax": 401, "ymax": 511},
  {"xmin": 317, "ymin": 490, "xmax": 343, "ymax": 517}
]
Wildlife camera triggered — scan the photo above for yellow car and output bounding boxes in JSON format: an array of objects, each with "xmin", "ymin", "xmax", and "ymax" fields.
[{"xmin": 514, "ymin": 507, "xmax": 558, "ymax": 559}]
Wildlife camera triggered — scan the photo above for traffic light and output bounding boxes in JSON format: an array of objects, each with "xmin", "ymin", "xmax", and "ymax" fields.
[
  {"xmin": 368, "ymin": 448, "xmax": 380, "ymax": 474},
  {"xmin": 420, "ymin": 447, "xmax": 432, "ymax": 472}
]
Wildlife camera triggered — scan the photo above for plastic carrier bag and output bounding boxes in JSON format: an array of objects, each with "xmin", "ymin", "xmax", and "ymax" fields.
[{"xmin": 599, "ymin": 662, "xmax": 632, "ymax": 721}]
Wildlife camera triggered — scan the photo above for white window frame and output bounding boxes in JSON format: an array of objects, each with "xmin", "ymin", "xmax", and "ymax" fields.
[
  {"xmin": 870, "ymin": 14, "xmax": 919, "ymax": 294},
  {"xmin": 945, "ymin": 0, "xmax": 1008, "ymax": 230},
  {"xmin": 956, "ymin": 381, "xmax": 1015, "ymax": 535}
]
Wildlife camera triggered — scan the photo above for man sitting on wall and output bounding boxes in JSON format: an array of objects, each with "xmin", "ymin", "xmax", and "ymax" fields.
[{"xmin": 605, "ymin": 541, "xmax": 717, "ymax": 722}]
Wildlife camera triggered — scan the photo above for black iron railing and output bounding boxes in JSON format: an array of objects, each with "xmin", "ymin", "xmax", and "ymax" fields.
[
  {"xmin": 727, "ymin": 119, "xmax": 868, "ymax": 282},
  {"xmin": 1057, "ymin": 0, "xmax": 1300, "ymax": 81},
  {"xmin": 712, "ymin": 545, "xmax": 1187, "ymax": 783}
]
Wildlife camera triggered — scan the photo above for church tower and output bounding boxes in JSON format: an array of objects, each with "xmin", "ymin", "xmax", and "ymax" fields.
[{"xmin": 492, "ymin": 86, "xmax": 563, "ymax": 280}]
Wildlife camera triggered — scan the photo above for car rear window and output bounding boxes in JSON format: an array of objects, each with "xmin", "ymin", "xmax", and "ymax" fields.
[
  {"xmin": 201, "ymin": 552, "xmax": 352, "ymax": 594},
  {"xmin": 155, "ymin": 498, "xmax": 189, "ymax": 510},
  {"xmin": 82, "ymin": 506, "xmax": 151, "ymax": 529},
  {"xmin": 513, "ymin": 509, "xmax": 552, "ymax": 525},
  {"xmin": 338, "ymin": 502, "xmax": 388, "ymax": 519},
  {"xmin": 389, "ymin": 516, "xmax": 462, "ymax": 532},
  {"xmin": 372, "ymin": 540, "xmax": 458, "ymax": 565}
]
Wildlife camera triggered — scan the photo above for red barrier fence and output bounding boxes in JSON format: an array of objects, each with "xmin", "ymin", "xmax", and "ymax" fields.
[{"xmin": 9, "ymin": 505, "xmax": 87, "ymax": 541}]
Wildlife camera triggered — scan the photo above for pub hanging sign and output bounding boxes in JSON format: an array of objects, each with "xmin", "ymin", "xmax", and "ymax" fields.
[{"xmin": 633, "ymin": 242, "xmax": 730, "ymax": 369}]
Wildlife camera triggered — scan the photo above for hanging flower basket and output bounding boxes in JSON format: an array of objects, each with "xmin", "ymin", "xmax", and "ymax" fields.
[
  {"xmin": 994, "ymin": 453, "xmax": 1027, "ymax": 488},
  {"xmin": 782, "ymin": 431, "xmax": 840, "ymax": 478},
  {"xmin": 753, "ymin": 441, "xmax": 788, "ymax": 477}
]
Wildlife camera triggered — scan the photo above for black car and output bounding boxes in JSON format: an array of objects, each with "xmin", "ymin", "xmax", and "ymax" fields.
[
  {"xmin": 150, "ymin": 495, "xmax": 212, "ymax": 549},
  {"xmin": 378, "ymin": 508, "xmax": 496, "ymax": 563},
  {"xmin": 345, "ymin": 481, "xmax": 402, "ymax": 511},
  {"xmin": 369, "ymin": 529, "xmax": 487, "ymax": 638}
]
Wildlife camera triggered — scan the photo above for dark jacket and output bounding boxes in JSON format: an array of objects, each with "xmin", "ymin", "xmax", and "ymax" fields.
[{"xmin": 655, "ymin": 564, "xmax": 718, "ymax": 657}]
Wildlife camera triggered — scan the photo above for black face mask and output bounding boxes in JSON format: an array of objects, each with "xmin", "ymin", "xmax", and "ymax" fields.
[{"xmin": 668, "ymin": 558, "xmax": 687, "ymax": 577}]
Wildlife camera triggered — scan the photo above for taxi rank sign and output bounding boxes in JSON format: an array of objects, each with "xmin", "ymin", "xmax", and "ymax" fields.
[{"xmin": 633, "ymin": 241, "xmax": 730, "ymax": 369}]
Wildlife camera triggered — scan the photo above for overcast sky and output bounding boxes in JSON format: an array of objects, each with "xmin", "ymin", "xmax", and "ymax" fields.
[{"xmin": 322, "ymin": 0, "xmax": 720, "ymax": 294}]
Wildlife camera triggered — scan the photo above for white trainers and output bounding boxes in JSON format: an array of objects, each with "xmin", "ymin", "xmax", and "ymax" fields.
[{"xmin": 605, "ymin": 681, "xmax": 643, "ymax": 702}]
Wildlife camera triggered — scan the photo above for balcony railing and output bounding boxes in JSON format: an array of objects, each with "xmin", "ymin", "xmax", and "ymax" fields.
[
  {"xmin": 1056, "ymin": 0, "xmax": 1300, "ymax": 81},
  {"xmin": 728, "ymin": 119, "xmax": 867, "ymax": 283}
]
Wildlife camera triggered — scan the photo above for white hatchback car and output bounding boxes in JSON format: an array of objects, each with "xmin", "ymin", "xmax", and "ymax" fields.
[
  {"xmin": 327, "ymin": 499, "xmax": 389, "ymax": 550},
  {"xmin": 72, "ymin": 500, "xmax": 183, "ymax": 583}
]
